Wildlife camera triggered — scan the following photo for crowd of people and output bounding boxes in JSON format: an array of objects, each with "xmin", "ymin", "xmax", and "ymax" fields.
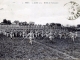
[{"xmin": 0, "ymin": 29, "xmax": 78, "ymax": 45}]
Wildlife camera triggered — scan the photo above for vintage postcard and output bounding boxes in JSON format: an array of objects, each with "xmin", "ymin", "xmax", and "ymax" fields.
[{"xmin": 0, "ymin": 0, "xmax": 80, "ymax": 60}]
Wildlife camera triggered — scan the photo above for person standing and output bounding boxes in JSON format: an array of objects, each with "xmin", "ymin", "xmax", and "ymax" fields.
[{"xmin": 27, "ymin": 31, "xmax": 34, "ymax": 45}]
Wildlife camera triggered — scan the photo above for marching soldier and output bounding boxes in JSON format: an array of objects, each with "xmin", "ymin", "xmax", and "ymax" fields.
[
  {"xmin": 27, "ymin": 31, "xmax": 34, "ymax": 45},
  {"xmin": 10, "ymin": 31, "xmax": 13, "ymax": 39},
  {"xmin": 35, "ymin": 31, "xmax": 38, "ymax": 38},
  {"xmin": 49, "ymin": 31, "xmax": 54, "ymax": 41},
  {"xmin": 19, "ymin": 31, "xmax": 22, "ymax": 37},
  {"xmin": 22, "ymin": 31, "xmax": 25, "ymax": 38}
]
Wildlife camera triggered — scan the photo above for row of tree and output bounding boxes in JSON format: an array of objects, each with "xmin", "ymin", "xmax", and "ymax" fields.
[
  {"xmin": 0, "ymin": 18, "xmax": 62, "ymax": 27},
  {"xmin": 1, "ymin": 19, "xmax": 80, "ymax": 28},
  {"xmin": 1, "ymin": 19, "xmax": 12, "ymax": 25}
]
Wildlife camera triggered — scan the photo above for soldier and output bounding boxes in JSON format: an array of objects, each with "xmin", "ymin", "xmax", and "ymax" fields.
[
  {"xmin": 74, "ymin": 32, "xmax": 78, "ymax": 38},
  {"xmin": 49, "ymin": 31, "xmax": 54, "ymax": 41},
  {"xmin": 45, "ymin": 31, "xmax": 49, "ymax": 38},
  {"xmin": 15, "ymin": 32, "xmax": 18, "ymax": 37},
  {"xmin": 27, "ymin": 31, "xmax": 34, "ymax": 45},
  {"xmin": 41, "ymin": 31, "xmax": 44, "ymax": 37},
  {"xmin": 22, "ymin": 31, "xmax": 25, "ymax": 38},
  {"xmin": 59, "ymin": 32, "xmax": 62, "ymax": 39},
  {"xmin": 19, "ymin": 31, "xmax": 22, "ymax": 37},
  {"xmin": 10, "ymin": 31, "xmax": 13, "ymax": 39},
  {"xmin": 3, "ymin": 31, "xmax": 7, "ymax": 36},
  {"xmin": 6, "ymin": 32, "xmax": 9, "ymax": 37},
  {"xmin": 12, "ymin": 32, "xmax": 14, "ymax": 37},
  {"xmin": 35, "ymin": 30, "xmax": 38, "ymax": 38},
  {"xmin": 69, "ymin": 32, "xmax": 76, "ymax": 41}
]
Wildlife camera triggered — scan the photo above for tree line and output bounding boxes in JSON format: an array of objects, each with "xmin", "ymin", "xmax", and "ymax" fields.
[
  {"xmin": 1, "ymin": 19, "xmax": 80, "ymax": 29},
  {"xmin": 1, "ymin": 19, "xmax": 12, "ymax": 25}
]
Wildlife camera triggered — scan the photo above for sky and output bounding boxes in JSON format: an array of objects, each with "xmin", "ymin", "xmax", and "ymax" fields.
[{"xmin": 0, "ymin": 0, "xmax": 80, "ymax": 26}]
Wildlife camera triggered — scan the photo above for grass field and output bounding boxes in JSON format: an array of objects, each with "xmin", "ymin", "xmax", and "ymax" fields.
[{"xmin": 0, "ymin": 34, "xmax": 80, "ymax": 60}]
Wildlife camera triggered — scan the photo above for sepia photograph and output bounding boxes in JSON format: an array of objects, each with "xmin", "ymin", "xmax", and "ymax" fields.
[{"xmin": 0, "ymin": 0, "xmax": 80, "ymax": 60}]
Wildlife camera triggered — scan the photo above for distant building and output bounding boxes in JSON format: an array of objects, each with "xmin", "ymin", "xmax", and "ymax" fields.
[{"xmin": 0, "ymin": 21, "xmax": 69, "ymax": 33}]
